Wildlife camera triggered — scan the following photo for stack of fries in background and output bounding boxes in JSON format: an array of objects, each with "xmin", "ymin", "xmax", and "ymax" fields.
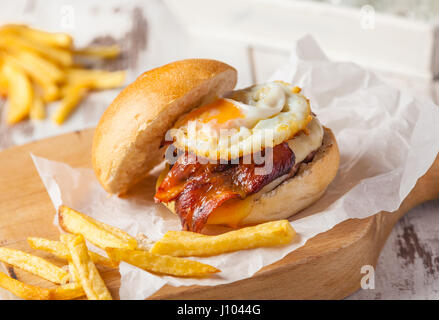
[
  {"xmin": 0, "ymin": 205, "xmax": 295, "ymax": 300},
  {"xmin": 0, "ymin": 24, "xmax": 126, "ymax": 125}
]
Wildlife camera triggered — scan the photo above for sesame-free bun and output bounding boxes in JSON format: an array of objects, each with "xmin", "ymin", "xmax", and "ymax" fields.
[
  {"xmin": 92, "ymin": 58, "xmax": 340, "ymax": 228},
  {"xmin": 92, "ymin": 59, "xmax": 237, "ymax": 194},
  {"xmin": 241, "ymin": 127, "xmax": 339, "ymax": 224}
]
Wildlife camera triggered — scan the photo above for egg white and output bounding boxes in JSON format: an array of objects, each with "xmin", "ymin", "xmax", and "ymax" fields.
[{"xmin": 170, "ymin": 81, "xmax": 313, "ymax": 160}]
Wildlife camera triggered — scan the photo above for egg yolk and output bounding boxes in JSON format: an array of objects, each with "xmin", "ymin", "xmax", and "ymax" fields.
[{"xmin": 177, "ymin": 98, "xmax": 244, "ymax": 128}]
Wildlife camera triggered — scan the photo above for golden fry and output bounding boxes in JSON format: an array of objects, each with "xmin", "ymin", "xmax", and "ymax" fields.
[
  {"xmin": 66, "ymin": 68, "xmax": 126, "ymax": 91},
  {"xmin": 0, "ymin": 24, "xmax": 126, "ymax": 125},
  {"xmin": 68, "ymin": 261, "xmax": 80, "ymax": 283},
  {"xmin": 0, "ymin": 49, "xmax": 65, "ymax": 83},
  {"xmin": 0, "ymin": 33, "xmax": 73, "ymax": 67},
  {"xmin": 150, "ymin": 220, "xmax": 296, "ymax": 257},
  {"xmin": 41, "ymin": 82, "xmax": 59, "ymax": 102},
  {"xmin": 0, "ymin": 24, "xmax": 72, "ymax": 48},
  {"xmin": 61, "ymin": 234, "xmax": 112, "ymax": 300},
  {"xmin": 50, "ymin": 282, "xmax": 85, "ymax": 300},
  {"xmin": 0, "ymin": 272, "xmax": 50, "ymax": 300},
  {"xmin": 2, "ymin": 53, "xmax": 60, "ymax": 102},
  {"xmin": 52, "ymin": 83, "xmax": 88, "ymax": 125},
  {"xmin": 75, "ymin": 45, "xmax": 121, "ymax": 59},
  {"xmin": 58, "ymin": 205, "xmax": 137, "ymax": 250},
  {"xmin": 29, "ymin": 90, "xmax": 45, "ymax": 120},
  {"xmin": 27, "ymin": 237, "xmax": 118, "ymax": 268},
  {"xmin": 1, "ymin": 61, "xmax": 33, "ymax": 124},
  {"xmin": 0, "ymin": 247, "xmax": 69, "ymax": 284},
  {"xmin": 106, "ymin": 247, "xmax": 220, "ymax": 277},
  {"xmin": 15, "ymin": 50, "xmax": 65, "ymax": 83},
  {"xmin": 0, "ymin": 64, "xmax": 7, "ymax": 97}
]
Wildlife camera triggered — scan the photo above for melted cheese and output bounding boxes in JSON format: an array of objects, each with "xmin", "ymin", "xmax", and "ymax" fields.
[{"xmin": 206, "ymin": 196, "xmax": 253, "ymax": 227}]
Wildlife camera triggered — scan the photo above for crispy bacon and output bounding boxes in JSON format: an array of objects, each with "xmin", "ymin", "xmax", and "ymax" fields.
[{"xmin": 154, "ymin": 143, "xmax": 295, "ymax": 232}]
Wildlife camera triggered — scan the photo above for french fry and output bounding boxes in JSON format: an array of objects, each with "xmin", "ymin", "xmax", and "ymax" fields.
[
  {"xmin": 68, "ymin": 261, "xmax": 80, "ymax": 283},
  {"xmin": 0, "ymin": 247, "xmax": 69, "ymax": 284},
  {"xmin": 150, "ymin": 220, "xmax": 296, "ymax": 257},
  {"xmin": 29, "ymin": 90, "xmax": 45, "ymax": 120},
  {"xmin": 84, "ymin": 251, "xmax": 118, "ymax": 268},
  {"xmin": 0, "ymin": 48, "xmax": 65, "ymax": 83},
  {"xmin": 0, "ymin": 24, "xmax": 126, "ymax": 125},
  {"xmin": 1, "ymin": 61, "xmax": 32, "ymax": 124},
  {"xmin": 0, "ymin": 272, "xmax": 50, "ymax": 300},
  {"xmin": 0, "ymin": 64, "xmax": 7, "ymax": 97},
  {"xmin": 15, "ymin": 50, "xmax": 65, "ymax": 83},
  {"xmin": 106, "ymin": 247, "xmax": 220, "ymax": 277},
  {"xmin": 2, "ymin": 53, "xmax": 60, "ymax": 102},
  {"xmin": 58, "ymin": 205, "xmax": 137, "ymax": 250},
  {"xmin": 52, "ymin": 83, "xmax": 88, "ymax": 125},
  {"xmin": 61, "ymin": 234, "xmax": 112, "ymax": 300},
  {"xmin": 50, "ymin": 282, "xmax": 85, "ymax": 300},
  {"xmin": 41, "ymin": 82, "xmax": 59, "ymax": 102},
  {"xmin": 0, "ymin": 24, "xmax": 72, "ymax": 48},
  {"xmin": 65, "ymin": 68, "xmax": 126, "ymax": 91},
  {"xmin": 27, "ymin": 237, "xmax": 118, "ymax": 268},
  {"xmin": 75, "ymin": 45, "xmax": 121, "ymax": 59},
  {"xmin": 0, "ymin": 33, "xmax": 73, "ymax": 67}
]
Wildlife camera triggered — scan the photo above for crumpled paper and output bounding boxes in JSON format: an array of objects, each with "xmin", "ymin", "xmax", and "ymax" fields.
[{"xmin": 31, "ymin": 35, "xmax": 439, "ymax": 299}]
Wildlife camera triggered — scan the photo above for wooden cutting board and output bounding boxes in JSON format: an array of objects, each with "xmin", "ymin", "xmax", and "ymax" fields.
[{"xmin": 0, "ymin": 129, "xmax": 438, "ymax": 300}]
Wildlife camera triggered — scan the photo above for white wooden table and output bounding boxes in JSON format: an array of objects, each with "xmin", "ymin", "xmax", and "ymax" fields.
[{"xmin": 0, "ymin": 0, "xmax": 438, "ymax": 300}]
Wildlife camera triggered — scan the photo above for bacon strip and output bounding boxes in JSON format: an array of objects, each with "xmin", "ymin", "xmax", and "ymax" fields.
[{"xmin": 154, "ymin": 143, "xmax": 295, "ymax": 232}]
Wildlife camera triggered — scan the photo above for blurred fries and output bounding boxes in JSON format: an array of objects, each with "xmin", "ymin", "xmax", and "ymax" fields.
[
  {"xmin": 0, "ymin": 272, "xmax": 50, "ymax": 300},
  {"xmin": 59, "ymin": 205, "xmax": 137, "ymax": 250},
  {"xmin": 0, "ymin": 247, "xmax": 69, "ymax": 284},
  {"xmin": 1, "ymin": 24, "xmax": 72, "ymax": 48},
  {"xmin": 65, "ymin": 69, "xmax": 126, "ymax": 90},
  {"xmin": 0, "ymin": 24, "xmax": 125, "ymax": 125},
  {"xmin": 2, "ymin": 52, "xmax": 59, "ymax": 102},
  {"xmin": 1, "ymin": 61, "xmax": 33, "ymax": 124},
  {"xmin": 150, "ymin": 220, "xmax": 296, "ymax": 257},
  {"xmin": 52, "ymin": 83, "xmax": 88, "ymax": 125},
  {"xmin": 29, "ymin": 91, "xmax": 45, "ymax": 120},
  {"xmin": 0, "ymin": 33, "xmax": 73, "ymax": 67},
  {"xmin": 75, "ymin": 45, "xmax": 121, "ymax": 59},
  {"xmin": 0, "ymin": 65, "xmax": 8, "ymax": 97},
  {"xmin": 61, "ymin": 234, "xmax": 112, "ymax": 300}
]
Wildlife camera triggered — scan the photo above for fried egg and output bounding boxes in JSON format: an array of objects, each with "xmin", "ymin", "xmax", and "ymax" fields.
[{"xmin": 170, "ymin": 81, "xmax": 312, "ymax": 160}]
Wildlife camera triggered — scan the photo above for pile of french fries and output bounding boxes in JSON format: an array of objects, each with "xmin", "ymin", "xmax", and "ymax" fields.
[
  {"xmin": 0, "ymin": 24, "xmax": 126, "ymax": 125},
  {"xmin": 0, "ymin": 205, "xmax": 296, "ymax": 300}
]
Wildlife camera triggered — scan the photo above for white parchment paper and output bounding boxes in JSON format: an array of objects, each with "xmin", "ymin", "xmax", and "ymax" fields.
[{"xmin": 31, "ymin": 36, "xmax": 439, "ymax": 299}]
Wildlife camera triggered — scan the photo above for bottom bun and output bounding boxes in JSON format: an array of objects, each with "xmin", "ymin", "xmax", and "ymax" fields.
[
  {"xmin": 241, "ymin": 127, "xmax": 339, "ymax": 224},
  {"xmin": 160, "ymin": 127, "xmax": 339, "ymax": 227}
]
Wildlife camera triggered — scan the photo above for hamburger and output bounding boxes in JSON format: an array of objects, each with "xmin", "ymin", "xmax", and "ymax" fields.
[{"xmin": 92, "ymin": 59, "xmax": 339, "ymax": 233}]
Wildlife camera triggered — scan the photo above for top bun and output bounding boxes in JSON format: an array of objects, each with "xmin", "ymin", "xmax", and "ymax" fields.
[{"xmin": 92, "ymin": 59, "xmax": 237, "ymax": 194}]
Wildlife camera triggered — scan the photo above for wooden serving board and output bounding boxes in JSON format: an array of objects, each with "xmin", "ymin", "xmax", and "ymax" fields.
[{"xmin": 0, "ymin": 129, "xmax": 438, "ymax": 300}]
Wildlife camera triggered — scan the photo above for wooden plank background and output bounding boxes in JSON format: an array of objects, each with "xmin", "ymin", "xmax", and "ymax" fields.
[{"xmin": 0, "ymin": 0, "xmax": 438, "ymax": 299}]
